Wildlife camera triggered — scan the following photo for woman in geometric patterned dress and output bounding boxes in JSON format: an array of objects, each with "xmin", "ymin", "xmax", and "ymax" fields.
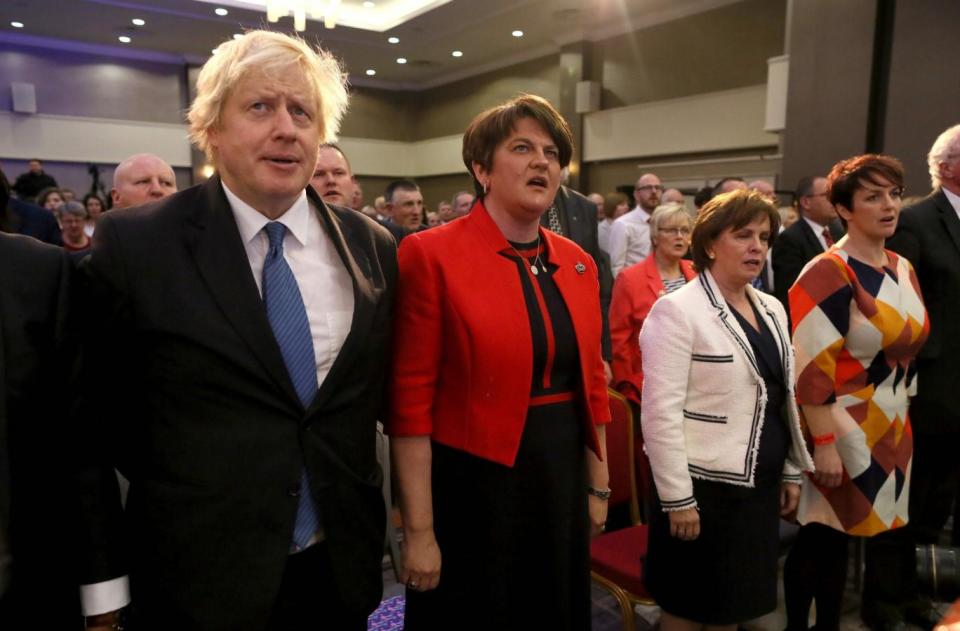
[{"xmin": 786, "ymin": 154, "xmax": 929, "ymax": 631}]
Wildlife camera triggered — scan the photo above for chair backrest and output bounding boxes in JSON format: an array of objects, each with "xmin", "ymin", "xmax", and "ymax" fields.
[{"xmin": 606, "ymin": 388, "xmax": 641, "ymax": 524}]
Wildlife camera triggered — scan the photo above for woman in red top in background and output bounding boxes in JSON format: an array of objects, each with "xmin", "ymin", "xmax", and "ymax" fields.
[
  {"xmin": 387, "ymin": 94, "xmax": 611, "ymax": 631},
  {"xmin": 609, "ymin": 202, "xmax": 696, "ymax": 404}
]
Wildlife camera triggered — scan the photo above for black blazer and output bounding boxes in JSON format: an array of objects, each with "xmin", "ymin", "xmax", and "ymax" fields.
[
  {"xmin": 886, "ymin": 189, "xmax": 960, "ymax": 432},
  {"xmin": 6, "ymin": 197, "xmax": 63, "ymax": 246},
  {"xmin": 74, "ymin": 177, "xmax": 397, "ymax": 628},
  {"xmin": 545, "ymin": 186, "xmax": 613, "ymax": 359},
  {"xmin": 0, "ymin": 233, "xmax": 77, "ymax": 625},
  {"xmin": 772, "ymin": 217, "xmax": 844, "ymax": 314}
]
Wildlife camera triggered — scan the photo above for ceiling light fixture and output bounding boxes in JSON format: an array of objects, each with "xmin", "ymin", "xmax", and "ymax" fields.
[
  {"xmin": 363, "ymin": 1, "xmax": 375, "ymax": 6},
  {"xmin": 215, "ymin": 7, "xmax": 229, "ymax": 16},
  {"xmin": 10, "ymin": 21, "xmax": 24, "ymax": 28},
  {"xmin": 118, "ymin": 35, "xmax": 132, "ymax": 43},
  {"xmin": 365, "ymin": 68, "xmax": 376, "ymax": 76},
  {"xmin": 131, "ymin": 18, "xmax": 146, "ymax": 26},
  {"xmin": 396, "ymin": 57, "xmax": 407, "ymax": 64},
  {"xmin": 266, "ymin": 0, "xmax": 342, "ymax": 30},
  {"xmin": 511, "ymin": 29, "xmax": 524, "ymax": 37},
  {"xmin": 451, "ymin": 50, "xmax": 463, "ymax": 57},
  {"xmin": 387, "ymin": 36, "xmax": 399, "ymax": 44},
  {"xmin": 233, "ymin": 33, "xmax": 243, "ymax": 39}
]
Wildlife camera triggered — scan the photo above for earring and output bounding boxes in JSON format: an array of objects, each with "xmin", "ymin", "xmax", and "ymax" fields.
[
  {"xmin": 707, "ymin": 251, "xmax": 715, "ymax": 260},
  {"xmin": 482, "ymin": 182, "xmax": 488, "ymax": 195}
]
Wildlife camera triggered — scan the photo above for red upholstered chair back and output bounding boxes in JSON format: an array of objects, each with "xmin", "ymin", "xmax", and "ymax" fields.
[{"xmin": 605, "ymin": 388, "xmax": 640, "ymax": 525}]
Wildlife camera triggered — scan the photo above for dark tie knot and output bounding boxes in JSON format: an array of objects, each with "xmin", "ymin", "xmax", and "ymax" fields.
[{"xmin": 265, "ymin": 222, "xmax": 287, "ymax": 253}]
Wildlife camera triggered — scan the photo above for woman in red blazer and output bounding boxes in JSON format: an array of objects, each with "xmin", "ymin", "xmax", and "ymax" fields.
[
  {"xmin": 387, "ymin": 95, "xmax": 610, "ymax": 630},
  {"xmin": 610, "ymin": 203, "xmax": 697, "ymax": 403}
]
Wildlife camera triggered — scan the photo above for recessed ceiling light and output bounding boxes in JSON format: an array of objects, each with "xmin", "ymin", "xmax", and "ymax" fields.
[
  {"xmin": 215, "ymin": 7, "xmax": 229, "ymax": 16},
  {"xmin": 211, "ymin": 48, "xmax": 218, "ymax": 54},
  {"xmin": 363, "ymin": 1, "xmax": 375, "ymax": 7},
  {"xmin": 233, "ymin": 33, "xmax": 243, "ymax": 39},
  {"xmin": 365, "ymin": 69, "xmax": 376, "ymax": 76},
  {"xmin": 10, "ymin": 21, "xmax": 24, "ymax": 28},
  {"xmin": 451, "ymin": 50, "xmax": 463, "ymax": 57},
  {"xmin": 131, "ymin": 18, "xmax": 145, "ymax": 26},
  {"xmin": 396, "ymin": 57, "xmax": 407, "ymax": 64},
  {"xmin": 387, "ymin": 36, "xmax": 399, "ymax": 44},
  {"xmin": 118, "ymin": 35, "xmax": 132, "ymax": 43},
  {"xmin": 511, "ymin": 30, "xmax": 524, "ymax": 37}
]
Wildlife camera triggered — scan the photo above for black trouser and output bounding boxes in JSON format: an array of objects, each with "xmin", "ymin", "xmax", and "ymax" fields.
[
  {"xmin": 909, "ymin": 429, "xmax": 960, "ymax": 546},
  {"xmin": 267, "ymin": 542, "xmax": 369, "ymax": 631},
  {"xmin": 784, "ymin": 523, "xmax": 849, "ymax": 631}
]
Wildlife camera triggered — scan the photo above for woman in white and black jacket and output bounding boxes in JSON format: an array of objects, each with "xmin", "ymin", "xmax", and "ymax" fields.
[{"xmin": 639, "ymin": 189, "xmax": 814, "ymax": 631}]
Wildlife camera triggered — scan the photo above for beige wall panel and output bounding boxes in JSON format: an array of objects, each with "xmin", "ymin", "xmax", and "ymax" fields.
[
  {"xmin": 593, "ymin": 0, "xmax": 785, "ymax": 109},
  {"xmin": 583, "ymin": 84, "xmax": 777, "ymax": 163},
  {"xmin": 413, "ymin": 55, "xmax": 560, "ymax": 140},
  {"xmin": 340, "ymin": 86, "xmax": 419, "ymax": 142}
]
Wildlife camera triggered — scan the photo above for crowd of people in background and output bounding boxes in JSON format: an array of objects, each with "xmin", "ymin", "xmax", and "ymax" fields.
[{"xmin": 2, "ymin": 26, "xmax": 960, "ymax": 631}]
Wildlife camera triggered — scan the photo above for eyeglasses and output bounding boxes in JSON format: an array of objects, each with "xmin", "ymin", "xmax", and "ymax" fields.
[
  {"xmin": 659, "ymin": 227, "xmax": 691, "ymax": 237},
  {"xmin": 635, "ymin": 185, "xmax": 664, "ymax": 193}
]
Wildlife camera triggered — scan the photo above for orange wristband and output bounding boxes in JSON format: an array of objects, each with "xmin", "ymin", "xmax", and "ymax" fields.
[{"xmin": 812, "ymin": 433, "xmax": 835, "ymax": 446}]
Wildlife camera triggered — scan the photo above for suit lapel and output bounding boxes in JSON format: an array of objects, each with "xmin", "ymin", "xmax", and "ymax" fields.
[
  {"xmin": 799, "ymin": 217, "xmax": 825, "ymax": 256},
  {"xmin": 643, "ymin": 255, "xmax": 666, "ymax": 298},
  {"xmin": 184, "ymin": 176, "xmax": 302, "ymax": 408},
  {"xmin": 698, "ymin": 270, "xmax": 762, "ymax": 383},
  {"xmin": 934, "ymin": 189, "xmax": 960, "ymax": 257},
  {"xmin": 306, "ymin": 191, "xmax": 379, "ymax": 417}
]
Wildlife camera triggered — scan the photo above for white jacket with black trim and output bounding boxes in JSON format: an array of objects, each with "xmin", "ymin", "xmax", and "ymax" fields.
[{"xmin": 639, "ymin": 268, "xmax": 815, "ymax": 512}]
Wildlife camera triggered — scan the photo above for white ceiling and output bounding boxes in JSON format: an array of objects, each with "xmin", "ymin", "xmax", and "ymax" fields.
[{"xmin": 0, "ymin": 0, "xmax": 743, "ymax": 90}]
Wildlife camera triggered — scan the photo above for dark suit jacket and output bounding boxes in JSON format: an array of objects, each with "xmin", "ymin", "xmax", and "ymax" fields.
[
  {"xmin": 886, "ymin": 189, "xmax": 960, "ymax": 432},
  {"xmin": 6, "ymin": 198, "xmax": 63, "ymax": 246},
  {"xmin": 0, "ymin": 233, "xmax": 77, "ymax": 625},
  {"xmin": 772, "ymin": 217, "xmax": 844, "ymax": 313},
  {"xmin": 545, "ymin": 186, "xmax": 613, "ymax": 359},
  {"xmin": 74, "ymin": 177, "xmax": 397, "ymax": 628},
  {"xmin": 388, "ymin": 202, "xmax": 610, "ymax": 465}
]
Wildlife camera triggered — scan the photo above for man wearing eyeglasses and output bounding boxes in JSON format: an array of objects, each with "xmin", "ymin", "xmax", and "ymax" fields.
[
  {"xmin": 772, "ymin": 175, "xmax": 843, "ymax": 312},
  {"xmin": 609, "ymin": 173, "xmax": 662, "ymax": 276}
]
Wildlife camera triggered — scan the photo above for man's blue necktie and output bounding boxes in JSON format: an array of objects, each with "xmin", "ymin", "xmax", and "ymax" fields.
[{"xmin": 262, "ymin": 221, "xmax": 320, "ymax": 550}]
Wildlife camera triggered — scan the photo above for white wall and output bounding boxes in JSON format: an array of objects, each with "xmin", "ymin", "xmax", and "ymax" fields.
[{"xmin": 2, "ymin": 84, "xmax": 777, "ymax": 177}]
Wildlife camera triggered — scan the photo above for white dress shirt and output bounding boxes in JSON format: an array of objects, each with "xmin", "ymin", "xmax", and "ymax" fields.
[
  {"xmin": 80, "ymin": 183, "xmax": 354, "ymax": 616},
  {"xmin": 598, "ymin": 218, "xmax": 614, "ymax": 255},
  {"xmin": 608, "ymin": 206, "xmax": 651, "ymax": 276},
  {"xmin": 802, "ymin": 215, "xmax": 831, "ymax": 251}
]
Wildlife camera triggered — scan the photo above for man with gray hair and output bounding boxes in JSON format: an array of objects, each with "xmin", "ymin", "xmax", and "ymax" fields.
[
  {"xmin": 888, "ymin": 123, "xmax": 960, "ymax": 569},
  {"xmin": 110, "ymin": 153, "xmax": 177, "ymax": 209},
  {"xmin": 75, "ymin": 30, "xmax": 396, "ymax": 630}
]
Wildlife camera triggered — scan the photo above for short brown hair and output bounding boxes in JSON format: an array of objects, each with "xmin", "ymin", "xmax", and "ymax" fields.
[
  {"xmin": 462, "ymin": 94, "xmax": 573, "ymax": 198},
  {"xmin": 827, "ymin": 154, "xmax": 904, "ymax": 214},
  {"xmin": 690, "ymin": 189, "xmax": 780, "ymax": 272},
  {"xmin": 603, "ymin": 192, "xmax": 629, "ymax": 219}
]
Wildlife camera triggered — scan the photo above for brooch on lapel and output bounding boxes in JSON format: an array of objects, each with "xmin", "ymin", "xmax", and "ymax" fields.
[{"xmin": 575, "ymin": 262, "xmax": 586, "ymax": 274}]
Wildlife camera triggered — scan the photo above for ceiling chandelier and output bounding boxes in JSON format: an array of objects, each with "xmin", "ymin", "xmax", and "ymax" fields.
[{"xmin": 266, "ymin": 0, "xmax": 341, "ymax": 30}]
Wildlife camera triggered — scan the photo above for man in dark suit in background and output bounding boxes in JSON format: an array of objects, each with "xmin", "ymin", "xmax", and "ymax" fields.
[
  {"xmin": 0, "ymin": 222, "xmax": 76, "ymax": 626},
  {"xmin": 75, "ymin": 30, "xmax": 396, "ymax": 630},
  {"xmin": 772, "ymin": 175, "xmax": 844, "ymax": 312},
  {"xmin": 0, "ymin": 167, "xmax": 62, "ymax": 245},
  {"xmin": 887, "ymin": 124, "xmax": 960, "ymax": 559},
  {"xmin": 544, "ymin": 184, "xmax": 614, "ymax": 374}
]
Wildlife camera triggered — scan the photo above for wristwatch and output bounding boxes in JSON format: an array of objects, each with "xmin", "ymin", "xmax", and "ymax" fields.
[
  {"xmin": 84, "ymin": 608, "xmax": 125, "ymax": 631},
  {"xmin": 587, "ymin": 486, "xmax": 612, "ymax": 500}
]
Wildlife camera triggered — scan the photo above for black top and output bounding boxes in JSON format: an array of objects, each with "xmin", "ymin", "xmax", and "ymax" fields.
[
  {"xmin": 731, "ymin": 300, "xmax": 789, "ymax": 481},
  {"xmin": 502, "ymin": 238, "xmax": 579, "ymax": 397}
]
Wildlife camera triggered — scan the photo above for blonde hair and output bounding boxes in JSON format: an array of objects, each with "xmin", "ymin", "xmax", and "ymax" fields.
[
  {"xmin": 649, "ymin": 202, "xmax": 691, "ymax": 246},
  {"xmin": 187, "ymin": 30, "xmax": 348, "ymax": 161}
]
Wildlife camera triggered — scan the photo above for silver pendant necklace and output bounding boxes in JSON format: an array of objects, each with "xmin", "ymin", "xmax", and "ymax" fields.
[{"xmin": 512, "ymin": 234, "xmax": 546, "ymax": 275}]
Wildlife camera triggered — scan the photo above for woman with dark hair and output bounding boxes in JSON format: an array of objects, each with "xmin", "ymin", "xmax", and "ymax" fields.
[
  {"xmin": 387, "ymin": 94, "xmax": 610, "ymax": 630},
  {"xmin": 598, "ymin": 191, "xmax": 629, "ymax": 254},
  {"xmin": 640, "ymin": 189, "xmax": 814, "ymax": 631},
  {"xmin": 82, "ymin": 193, "xmax": 106, "ymax": 237},
  {"xmin": 35, "ymin": 187, "xmax": 65, "ymax": 215},
  {"xmin": 785, "ymin": 154, "xmax": 929, "ymax": 631}
]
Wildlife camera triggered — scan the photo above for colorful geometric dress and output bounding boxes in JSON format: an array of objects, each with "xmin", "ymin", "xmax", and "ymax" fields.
[{"xmin": 789, "ymin": 248, "xmax": 929, "ymax": 535}]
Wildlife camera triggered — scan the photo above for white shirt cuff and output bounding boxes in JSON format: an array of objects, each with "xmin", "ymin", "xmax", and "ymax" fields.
[{"xmin": 80, "ymin": 576, "xmax": 131, "ymax": 616}]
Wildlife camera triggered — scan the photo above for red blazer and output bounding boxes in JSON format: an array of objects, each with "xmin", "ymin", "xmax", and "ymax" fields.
[
  {"xmin": 610, "ymin": 255, "xmax": 696, "ymax": 403},
  {"xmin": 387, "ymin": 202, "xmax": 610, "ymax": 466}
]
